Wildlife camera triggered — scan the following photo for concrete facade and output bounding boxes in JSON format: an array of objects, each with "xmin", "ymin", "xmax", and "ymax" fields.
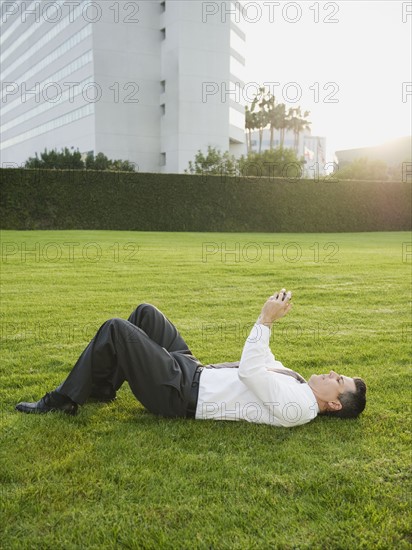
[{"xmin": 0, "ymin": 0, "xmax": 246, "ymax": 173}]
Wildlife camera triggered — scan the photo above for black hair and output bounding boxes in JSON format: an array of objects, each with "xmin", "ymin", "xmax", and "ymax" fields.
[{"xmin": 322, "ymin": 377, "xmax": 367, "ymax": 419}]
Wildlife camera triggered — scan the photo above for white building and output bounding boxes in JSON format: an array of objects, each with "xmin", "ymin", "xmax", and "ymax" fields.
[
  {"xmin": 248, "ymin": 128, "xmax": 327, "ymax": 179},
  {"xmin": 0, "ymin": 0, "xmax": 247, "ymax": 173}
]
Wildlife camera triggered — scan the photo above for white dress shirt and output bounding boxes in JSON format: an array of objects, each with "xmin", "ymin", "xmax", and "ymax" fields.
[{"xmin": 195, "ymin": 323, "xmax": 320, "ymax": 427}]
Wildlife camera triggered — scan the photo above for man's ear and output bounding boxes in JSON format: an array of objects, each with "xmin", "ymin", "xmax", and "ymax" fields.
[{"xmin": 327, "ymin": 400, "xmax": 343, "ymax": 412}]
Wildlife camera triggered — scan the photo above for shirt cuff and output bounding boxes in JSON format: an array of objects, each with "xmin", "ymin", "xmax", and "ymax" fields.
[{"xmin": 247, "ymin": 322, "xmax": 271, "ymax": 344}]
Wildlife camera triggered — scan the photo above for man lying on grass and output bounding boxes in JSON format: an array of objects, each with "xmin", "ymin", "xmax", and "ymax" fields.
[{"xmin": 15, "ymin": 288, "xmax": 367, "ymax": 427}]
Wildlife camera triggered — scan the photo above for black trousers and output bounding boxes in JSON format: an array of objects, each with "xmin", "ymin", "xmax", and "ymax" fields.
[{"xmin": 56, "ymin": 303, "xmax": 203, "ymax": 418}]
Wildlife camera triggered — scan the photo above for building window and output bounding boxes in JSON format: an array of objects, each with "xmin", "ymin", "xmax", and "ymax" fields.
[
  {"xmin": 160, "ymin": 1, "xmax": 166, "ymax": 12},
  {"xmin": 160, "ymin": 80, "xmax": 166, "ymax": 93},
  {"xmin": 1, "ymin": 3, "xmax": 88, "ymax": 80},
  {"xmin": 160, "ymin": 104, "xmax": 165, "ymax": 115},
  {"xmin": 160, "ymin": 28, "xmax": 166, "ymax": 40},
  {"xmin": 1, "ymin": 50, "xmax": 93, "ymax": 116},
  {"xmin": 2, "ymin": 25, "xmax": 92, "ymax": 89},
  {"xmin": 0, "ymin": 104, "xmax": 94, "ymax": 150},
  {"xmin": 160, "ymin": 153, "xmax": 166, "ymax": 166}
]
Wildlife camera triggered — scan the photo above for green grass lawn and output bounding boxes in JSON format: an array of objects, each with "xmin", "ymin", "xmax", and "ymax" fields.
[{"xmin": 1, "ymin": 230, "xmax": 411, "ymax": 549}]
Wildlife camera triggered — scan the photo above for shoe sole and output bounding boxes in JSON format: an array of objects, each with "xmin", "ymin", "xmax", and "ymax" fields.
[{"xmin": 15, "ymin": 405, "xmax": 78, "ymax": 415}]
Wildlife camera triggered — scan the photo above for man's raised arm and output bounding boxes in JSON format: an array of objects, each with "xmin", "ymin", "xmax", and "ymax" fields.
[{"xmin": 238, "ymin": 289, "xmax": 293, "ymax": 402}]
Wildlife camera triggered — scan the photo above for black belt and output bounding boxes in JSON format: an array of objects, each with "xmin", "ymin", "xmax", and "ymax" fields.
[{"xmin": 186, "ymin": 366, "xmax": 203, "ymax": 418}]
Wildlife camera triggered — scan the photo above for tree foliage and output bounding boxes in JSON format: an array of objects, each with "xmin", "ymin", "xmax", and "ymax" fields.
[
  {"xmin": 25, "ymin": 147, "xmax": 84, "ymax": 170},
  {"xmin": 84, "ymin": 152, "xmax": 136, "ymax": 172},
  {"xmin": 185, "ymin": 145, "xmax": 304, "ymax": 179},
  {"xmin": 185, "ymin": 146, "xmax": 238, "ymax": 176},
  {"xmin": 239, "ymin": 147, "xmax": 304, "ymax": 179},
  {"xmin": 25, "ymin": 148, "xmax": 136, "ymax": 171},
  {"xmin": 246, "ymin": 86, "xmax": 311, "ymax": 154}
]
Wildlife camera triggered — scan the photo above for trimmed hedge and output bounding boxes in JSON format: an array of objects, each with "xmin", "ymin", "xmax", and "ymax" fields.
[{"xmin": 0, "ymin": 169, "xmax": 410, "ymax": 232}]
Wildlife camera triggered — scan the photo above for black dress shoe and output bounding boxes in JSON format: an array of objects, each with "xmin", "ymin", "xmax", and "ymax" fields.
[
  {"xmin": 15, "ymin": 391, "xmax": 78, "ymax": 415},
  {"xmin": 88, "ymin": 384, "xmax": 116, "ymax": 403}
]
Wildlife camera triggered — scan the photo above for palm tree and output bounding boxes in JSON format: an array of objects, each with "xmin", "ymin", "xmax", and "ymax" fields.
[
  {"xmin": 250, "ymin": 87, "xmax": 270, "ymax": 153},
  {"xmin": 275, "ymin": 104, "xmax": 288, "ymax": 149},
  {"xmin": 245, "ymin": 106, "xmax": 255, "ymax": 153},
  {"xmin": 288, "ymin": 107, "xmax": 311, "ymax": 155},
  {"xmin": 265, "ymin": 94, "xmax": 277, "ymax": 150}
]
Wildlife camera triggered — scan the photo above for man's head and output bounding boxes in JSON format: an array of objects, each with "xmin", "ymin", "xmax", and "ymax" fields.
[{"xmin": 308, "ymin": 371, "xmax": 367, "ymax": 418}]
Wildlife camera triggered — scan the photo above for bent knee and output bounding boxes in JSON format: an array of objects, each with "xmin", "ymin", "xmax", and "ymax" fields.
[
  {"xmin": 136, "ymin": 303, "xmax": 158, "ymax": 314},
  {"xmin": 105, "ymin": 317, "xmax": 130, "ymax": 328},
  {"xmin": 138, "ymin": 302, "xmax": 156, "ymax": 309},
  {"xmin": 107, "ymin": 318, "xmax": 144, "ymax": 341}
]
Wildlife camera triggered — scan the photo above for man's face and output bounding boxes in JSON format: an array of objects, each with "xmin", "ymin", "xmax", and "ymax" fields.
[{"xmin": 308, "ymin": 370, "xmax": 357, "ymax": 405}]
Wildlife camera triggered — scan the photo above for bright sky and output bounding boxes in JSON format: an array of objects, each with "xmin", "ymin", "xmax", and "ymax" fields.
[{"xmin": 240, "ymin": 0, "xmax": 412, "ymax": 161}]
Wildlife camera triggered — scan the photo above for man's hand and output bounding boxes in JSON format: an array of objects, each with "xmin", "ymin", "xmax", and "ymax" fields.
[{"xmin": 257, "ymin": 288, "xmax": 292, "ymax": 329}]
